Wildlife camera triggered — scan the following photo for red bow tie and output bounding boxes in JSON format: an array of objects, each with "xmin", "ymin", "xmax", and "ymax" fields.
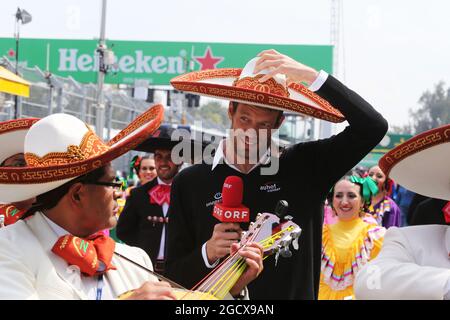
[
  {"xmin": 0, "ymin": 204, "xmax": 26, "ymax": 226},
  {"xmin": 443, "ymin": 201, "xmax": 450, "ymax": 224},
  {"xmin": 149, "ymin": 184, "xmax": 171, "ymax": 206},
  {"xmin": 52, "ymin": 233, "xmax": 117, "ymax": 276}
]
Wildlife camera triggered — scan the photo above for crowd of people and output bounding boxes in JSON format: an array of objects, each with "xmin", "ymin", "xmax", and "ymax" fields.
[{"xmin": 0, "ymin": 49, "xmax": 448, "ymax": 300}]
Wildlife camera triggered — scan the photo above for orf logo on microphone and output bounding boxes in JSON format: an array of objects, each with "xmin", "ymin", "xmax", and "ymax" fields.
[
  {"xmin": 213, "ymin": 175, "xmax": 250, "ymax": 223},
  {"xmin": 213, "ymin": 203, "xmax": 249, "ymax": 222}
]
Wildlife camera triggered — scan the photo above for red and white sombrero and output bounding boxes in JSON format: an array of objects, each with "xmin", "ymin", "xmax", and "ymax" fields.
[
  {"xmin": 0, "ymin": 104, "xmax": 164, "ymax": 203},
  {"xmin": 379, "ymin": 124, "xmax": 450, "ymax": 201},
  {"xmin": 171, "ymin": 57, "xmax": 345, "ymax": 123},
  {"xmin": 0, "ymin": 118, "xmax": 40, "ymax": 165}
]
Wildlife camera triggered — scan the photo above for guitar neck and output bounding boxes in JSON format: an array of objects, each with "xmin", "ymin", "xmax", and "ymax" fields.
[{"xmin": 196, "ymin": 252, "xmax": 247, "ymax": 299}]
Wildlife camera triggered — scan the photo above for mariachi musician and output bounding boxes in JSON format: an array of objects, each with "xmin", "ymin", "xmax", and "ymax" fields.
[
  {"xmin": 0, "ymin": 108, "xmax": 263, "ymax": 300},
  {"xmin": 116, "ymin": 125, "xmax": 183, "ymax": 275},
  {"xmin": 355, "ymin": 124, "xmax": 450, "ymax": 300},
  {"xmin": 0, "ymin": 118, "xmax": 38, "ymax": 227}
]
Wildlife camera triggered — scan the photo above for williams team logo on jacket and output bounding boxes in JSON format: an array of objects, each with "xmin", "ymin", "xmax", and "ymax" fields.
[
  {"xmin": 260, "ymin": 182, "xmax": 281, "ymax": 193},
  {"xmin": 206, "ymin": 192, "xmax": 222, "ymax": 208}
]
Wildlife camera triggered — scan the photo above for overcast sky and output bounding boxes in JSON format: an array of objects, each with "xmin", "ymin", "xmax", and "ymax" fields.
[{"xmin": 1, "ymin": 0, "xmax": 449, "ymax": 129}]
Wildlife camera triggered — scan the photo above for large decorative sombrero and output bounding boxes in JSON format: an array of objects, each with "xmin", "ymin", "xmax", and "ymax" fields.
[
  {"xmin": 379, "ymin": 124, "xmax": 450, "ymax": 201},
  {"xmin": 0, "ymin": 118, "xmax": 40, "ymax": 165},
  {"xmin": 0, "ymin": 104, "xmax": 164, "ymax": 203},
  {"xmin": 170, "ymin": 57, "xmax": 345, "ymax": 123}
]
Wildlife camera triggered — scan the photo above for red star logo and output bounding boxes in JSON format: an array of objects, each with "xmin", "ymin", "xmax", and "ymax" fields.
[
  {"xmin": 193, "ymin": 47, "xmax": 224, "ymax": 71},
  {"xmin": 8, "ymin": 49, "xmax": 15, "ymax": 57}
]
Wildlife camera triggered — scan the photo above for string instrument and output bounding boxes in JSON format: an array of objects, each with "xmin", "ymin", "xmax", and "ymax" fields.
[{"xmin": 117, "ymin": 201, "xmax": 301, "ymax": 300}]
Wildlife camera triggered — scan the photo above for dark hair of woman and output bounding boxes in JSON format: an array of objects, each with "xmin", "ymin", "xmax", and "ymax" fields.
[{"xmin": 130, "ymin": 155, "xmax": 153, "ymax": 175}]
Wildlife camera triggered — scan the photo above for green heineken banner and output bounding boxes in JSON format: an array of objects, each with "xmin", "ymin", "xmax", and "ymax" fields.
[
  {"xmin": 359, "ymin": 133, "xmax": 413, "ymax": 168},
  {"xmin": 373, "ymin": 133, "xmax": 413, "ymax": 153},
  {"xmin": 0, "ymin": 38, "xmax": 332, "ymax": 85}
]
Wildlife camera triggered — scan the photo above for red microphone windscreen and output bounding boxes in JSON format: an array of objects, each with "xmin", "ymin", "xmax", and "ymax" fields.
[
  {"xmin": 221, "ymin": 176, "xmax": 243, "ymax": 207},
  {"xmin": 443, "ymin": 202, "xmax": 450, "ymax": 224}
]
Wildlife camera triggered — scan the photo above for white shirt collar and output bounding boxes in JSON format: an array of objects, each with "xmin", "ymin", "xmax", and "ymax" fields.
[
  {"xmin": 445, "ymin": 226, "xmax": 450, "ymax": 256},
  {"xmin": 211, "ymin": 139, "xmax": 272, "ymax": 173},
  {"xmin": 41, "ymin": 213, "xmax": 114, "ymax": 299},
  {"xmin": 211, "ymin": 139, "xmax": 226, "ymax": 171},
  {"xmin": 157, "ymin": 177, "xmax": 171, "ymax": 186},
  {"xmin": 42, "ymin": 213, "xmax": 70, "ymax": 237}
]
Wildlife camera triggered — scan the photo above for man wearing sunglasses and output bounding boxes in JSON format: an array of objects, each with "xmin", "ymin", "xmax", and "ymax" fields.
[{"xmin": 0, "ymin": 112, "xmax": 263, "ymax": 300}]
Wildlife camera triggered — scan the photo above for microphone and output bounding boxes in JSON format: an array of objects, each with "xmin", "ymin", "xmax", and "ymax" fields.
[
  {"xmin": 213, "ymin": 176, "xmax": 250, "ymax": 223},
  {"xmin": 443, "ymin": 202, "xmax": 450, "ymax": 224}
]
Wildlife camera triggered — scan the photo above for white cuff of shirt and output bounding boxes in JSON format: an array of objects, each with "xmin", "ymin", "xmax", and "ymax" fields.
[
  {"xmin": 201, "ymin": 242, "xmax": 220, "ymax": 268},
  {"xmin": 308, "ymin": 70, "xmax": 329, "ymax": 92},
  {"xmin": 444, "ymin": 277, "xmax": 450, "ymax": 300}
]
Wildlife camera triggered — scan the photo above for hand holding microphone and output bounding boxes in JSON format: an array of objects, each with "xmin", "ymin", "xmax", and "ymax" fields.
[
  {"xmin": 206, "ymin": 223, "xmax": 243, "ymax": 264},
  {"xmin": 206, "ymin": 176, "xmax": 250, "ymax": 264}
]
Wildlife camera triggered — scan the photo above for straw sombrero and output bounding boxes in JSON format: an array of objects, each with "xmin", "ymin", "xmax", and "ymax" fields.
[
  {"xmin": 0, "ymin": 104, "xmax": 164, "ymax": 203},
  {"xmin": 170, "ymin": 57, "xmax": 345, "ymax": 123},
  {"xmin": 379, "ymin": 124, "xmax": 450, "ymax": 201}
]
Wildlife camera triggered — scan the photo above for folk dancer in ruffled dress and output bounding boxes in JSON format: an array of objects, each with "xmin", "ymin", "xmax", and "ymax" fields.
[
  {"xmin": 320, "ymin": 175, "xmax": 386, "ymax": 300},
  {"xmin": 366, "ymin": 165, "xmax": 401, "ymax": 228}
]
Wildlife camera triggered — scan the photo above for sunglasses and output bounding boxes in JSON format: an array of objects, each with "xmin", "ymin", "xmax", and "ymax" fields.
[{"xmin": 84, "ymin": 178, "xmax": 126, "ymax": 192}]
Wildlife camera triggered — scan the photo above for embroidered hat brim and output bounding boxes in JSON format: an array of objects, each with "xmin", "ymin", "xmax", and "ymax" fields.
[
  {"xmin": 0, "ymin": 118, "xmax": 40, "ymax": 165},
  {"xmin": 170, "ymin": 68, "xmax": 345, "ymax": 123},
  {"xmin": 379, "ymin": 124, "xmax": 450, "ymax": 201},
  {"xmin": 0, "ymin": 104, "xmax": 164, "ymax": 203}
]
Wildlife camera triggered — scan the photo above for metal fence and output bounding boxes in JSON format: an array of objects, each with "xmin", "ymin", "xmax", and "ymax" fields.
[{"xmin": 0, "ymin": 56, "xmax": 234, "ymax": 175}]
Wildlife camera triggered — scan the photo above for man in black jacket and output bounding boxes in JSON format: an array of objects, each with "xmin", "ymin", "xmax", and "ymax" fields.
[
  {"xmin": 117, "ymin": 139, "xmax": 181, "ymax": 275},
  {"xmin": 410, "ymin": 198, "xmax": 449, "ymax": 226},
  {"xmin": 166, "ymin": 49, "xmax": 388, "ymax": 299}
]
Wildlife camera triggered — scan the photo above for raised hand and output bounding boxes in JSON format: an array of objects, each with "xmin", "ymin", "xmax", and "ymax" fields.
[{"xmin": 254, "ymin": 49, "xmax": 319, "ymax": 85}]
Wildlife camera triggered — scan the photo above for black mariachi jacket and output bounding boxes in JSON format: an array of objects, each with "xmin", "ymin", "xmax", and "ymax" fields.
[{"xmin": 116, "ymin": 179, "xmax": 168, "ymax": 263}]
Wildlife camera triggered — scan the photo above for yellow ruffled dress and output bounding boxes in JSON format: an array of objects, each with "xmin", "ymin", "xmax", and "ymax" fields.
[{"xmin": 319, "ymin": 218, "xmax": 385, "ymax": 300}]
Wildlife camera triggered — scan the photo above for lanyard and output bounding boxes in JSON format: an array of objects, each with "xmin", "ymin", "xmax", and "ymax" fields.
[{"xmin": 96, "ymin": 274, "xmax": 104, "ymax": 301}]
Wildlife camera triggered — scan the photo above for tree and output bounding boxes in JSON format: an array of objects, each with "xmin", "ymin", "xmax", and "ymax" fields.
[
  {"xmin": 390, "ymin": 123, "xmax": 413, "ymax": 135},
  {"xmin": 409, "ymin": 81, "xmax": 450, "ymax": 134},
  {"xmin": 195, "ymin": 100, "xmax": 229, "ymax": 127}
]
